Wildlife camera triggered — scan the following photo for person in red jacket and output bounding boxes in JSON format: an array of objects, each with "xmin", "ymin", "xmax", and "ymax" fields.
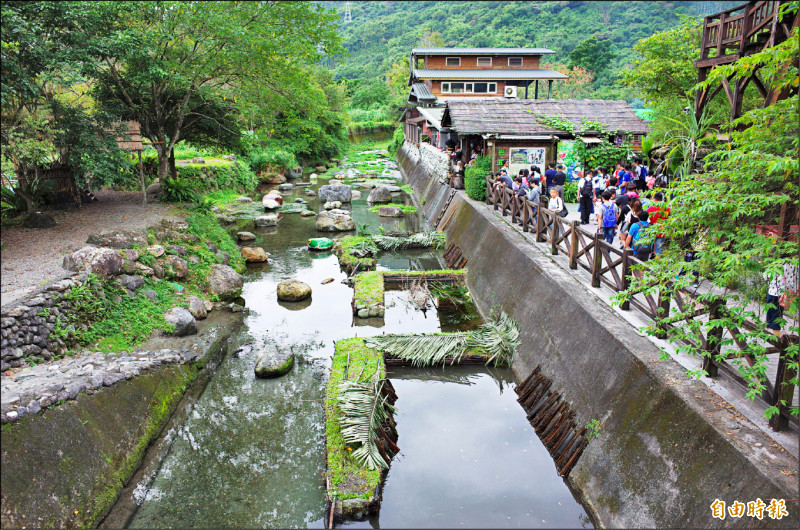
[{"xmin": 645, "ymin": 191, "xmax": 670, "ymax": 256}]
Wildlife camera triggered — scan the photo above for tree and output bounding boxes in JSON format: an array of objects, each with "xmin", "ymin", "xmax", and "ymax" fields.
[
  {"xmin": 615, "ymin": 18, "xmax": 799, "ymax": 418},
  {"xmin": 1, "ymin": 1, "xmax": 132, "ymax": 208},
  {"xmin": 549, "ymin": 64, "xmax": 595, "ymax": 100},
  {"xmin": 91, "ymin": 1, "xmax": 342, "ymax": 180},
  {"xmin": 567, "ymin": 37, "xmax": 617, "ymax": 76}
]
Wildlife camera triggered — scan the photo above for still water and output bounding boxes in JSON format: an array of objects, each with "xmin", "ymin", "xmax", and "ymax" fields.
[{"xmin": 120, "ymin": 153, "xmax": 591, "ymax": 529}]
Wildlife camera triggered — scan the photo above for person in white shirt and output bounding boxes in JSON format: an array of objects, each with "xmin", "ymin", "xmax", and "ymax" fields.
[
  {"xmin": 766, "ymin": 262, "xmax": 799, "ymax": 335},
  {"xmin": 547, "ymin": 187, "xmax": 564, "ymax": 214}
]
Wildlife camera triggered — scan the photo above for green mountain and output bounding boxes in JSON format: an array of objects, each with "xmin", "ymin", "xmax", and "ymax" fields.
[{"xmin": 321, "ymin": 0, "xmax": 740, "ymax": 90}]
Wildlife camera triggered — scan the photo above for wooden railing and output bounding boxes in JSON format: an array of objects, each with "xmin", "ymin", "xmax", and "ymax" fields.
[
  {"xmin": 485, "ymin": 177, "xmax": 798, "ymax": 431},
  {"xmin": 699, "ymin": 1, "xmax": 785, "ymax": 65}
]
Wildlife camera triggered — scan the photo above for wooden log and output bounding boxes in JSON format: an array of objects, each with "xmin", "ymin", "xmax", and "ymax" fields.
[
  {"xmin": 526, "ymin": 387, "xmax": 553, "ymax": 420},
  {"xmin": 552, "ymin": 429, "xmax": 578, "ymax": 462},
  {"xmin": 531, "ymin": 392, "xmax": 561, "ymax": 429},
  {"xmin": 524, "ymin": 379, "xmax": 552, "ymax": 410},
  {"xmin": 569, "ymin": 220, "xmax": 580, "ymax": 269},
  {"xmin": 555, "ymin": 427, "xmax": 586, "ymax": 469},
  {"xmin": 515, "ymin": 365, "xmax": 541, "ymax": 394},
  {"xmin": 534, "ymin": 397, "xmax": 565, "ymax": 433},
  {"xmin": 517, "ymin": 372, "xmax": 545, "ymax": 403},
  {"xmin": 559, "ymin": 437, "xmax": 590, "ymax": 477}
]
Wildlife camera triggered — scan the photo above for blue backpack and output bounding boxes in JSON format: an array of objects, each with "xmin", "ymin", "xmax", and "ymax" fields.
[
  {"xmin": 602, "ymin": 203, "xmax": 617, "ymax": 228},
  {"xmin": 632, "ymin": 222, "xmax": 652, "ymax": 253}
]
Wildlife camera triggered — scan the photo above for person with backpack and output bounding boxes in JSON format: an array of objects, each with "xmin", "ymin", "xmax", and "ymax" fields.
[
  {"xmin": 578, "ymin": 170, "xmax": 594, "ymax": 224},
  {"xmin": 596, "ymin": 191, "xmax": 619, "ymax": 244},
  {"xmin": 646, "ymin": 191, "xmax": 670, "ymax": 256},
  {"xmin": 591, "ymin": 167, "xmax": 605, "ymax": 203},
  {"xmin": 624, "ymin": 211, "xmax": 652, "ymax": 261},
  {"xmin": 547, "ymin": 186, "xmax": 565, "ymax": 217}
]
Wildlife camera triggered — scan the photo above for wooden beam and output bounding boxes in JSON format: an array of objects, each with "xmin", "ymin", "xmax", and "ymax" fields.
[
  {"xmin": 694, "ymin": 54, "xmax": 740, "ymax": 68},
  {"xmin": 750, "ymin": 71, "xmax": 769, "ymax": 98}
]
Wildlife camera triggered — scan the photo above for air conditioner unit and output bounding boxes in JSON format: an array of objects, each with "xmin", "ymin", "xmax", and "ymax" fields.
[{"xmin": 504, "ymin": 86, "xmax": 517, "ymax": 98}]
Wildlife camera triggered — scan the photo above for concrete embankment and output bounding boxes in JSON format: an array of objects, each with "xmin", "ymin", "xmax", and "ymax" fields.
[
  {"xmin": 0, "ymin": 311, "xmax": 243, "ymax": 528},
  {"xmin": 397, "ymin": 142, "xmax": 799, "ymax": 528}
]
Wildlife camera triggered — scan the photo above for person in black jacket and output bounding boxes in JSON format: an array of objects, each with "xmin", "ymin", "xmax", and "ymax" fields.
[{"xmin": 553, "ymin": 164, "xmax": 567, "ymax": 201}]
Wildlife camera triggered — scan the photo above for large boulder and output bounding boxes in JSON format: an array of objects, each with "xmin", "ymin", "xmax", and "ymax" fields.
[
  {"xmin": 254, "ymin": 342, "xmax": 294, "ymax": 378},
  {"xmin": 62, "ymin": 246, "xmax": 123, "ymax": 278},
  {"xmin": 164, "ymin": 307, "xmax": 197, "ymax": 336},
  {"xmin": 367, "ymin": 186, "xmax": 393, "ymax": 203},
  {"xmin": 378, "ymin": 206, "xmax": 404, "ymax": 217},
  {"xmin": 241, "ymin": 247, "xmax": 269, "ymax": 263},
  {"xmin": 207, "ymin": 264, "xmax": 243, "ymax": 300},
  {"xmin": 316, "ymin": 209, "xmax": 355, "ymax": 232},
  {"xmin": 285, "ymin": 166, "xmax": 303, "ymax": 179},
  {"xmin": 87, "ymin": 229, "xmax": 148, "ymax": 249},
  {"xmin": 254, "ymin": 214, "xmax": 278, "ymax": 227},
  {"xmin": 163, "ymin": 255, "xmax": 189, "ymax": 279},
  {"xmin": 146, "ymin": 182, "xmax": 163, "ymax": 200},
  {"xmin": 318, "ymin": 183, "xmax": 352, "ymax": 203},
  {"xmin": 260, "ymin": 173, "xmax": 286, "ymax": 185},
  {"xmin": 277, "ymin": 279, "xmax": 311, "ymax": 302},
  {"xmin": 186, "ymin": 295, "xmax": 208, "ymax": 320},
  {"xmin": 22, "ymin": 212, "xmax": 56, "ymax": 228}
]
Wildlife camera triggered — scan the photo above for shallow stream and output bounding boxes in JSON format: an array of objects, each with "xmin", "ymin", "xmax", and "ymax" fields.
[{"xmin": 112, "ymin": 151, "xmax": 591, "ymax": 529}]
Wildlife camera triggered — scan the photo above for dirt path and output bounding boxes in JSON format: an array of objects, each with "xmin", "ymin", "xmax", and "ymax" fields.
[{"xmin": 1, "ymin": 189, "xmax": 177, "ymax": 306}]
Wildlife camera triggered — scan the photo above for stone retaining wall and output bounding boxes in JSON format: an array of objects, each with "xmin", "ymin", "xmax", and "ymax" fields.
[
  {"xmin": 398, "ymin": 155, "xmax": 799, "ymax": 528},
  {"xmin": 1, "ymin": 275, "xmax": 94, "ymax": 371}
]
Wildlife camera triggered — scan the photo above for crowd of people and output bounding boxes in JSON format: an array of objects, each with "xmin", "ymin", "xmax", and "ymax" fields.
[{"xmin": 491, "ymin": 159, "xmax": 670, "ymax": 262}]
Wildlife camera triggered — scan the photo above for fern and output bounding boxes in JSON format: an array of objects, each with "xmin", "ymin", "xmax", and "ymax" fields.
[{"xmin": 337, "ymin": 375, "xmax": 397, "ymax": 470}]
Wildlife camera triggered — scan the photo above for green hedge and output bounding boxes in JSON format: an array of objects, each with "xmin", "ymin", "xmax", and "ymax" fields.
[
  {"xmin": 465, "ymin": 155, "xmax": 491, "ymax": 201},
  {"xmin": 176, "ymin": 160, "xmax": 258, "ymax": 193},
  {"xmin": 247, "ymin": 150, "xmax": 297, "ymax": 173}
]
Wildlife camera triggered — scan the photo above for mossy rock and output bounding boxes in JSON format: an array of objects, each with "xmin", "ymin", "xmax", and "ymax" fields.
[{"xmin": 254, "ymin": 342, "xmax": 294, "ymax": 378}]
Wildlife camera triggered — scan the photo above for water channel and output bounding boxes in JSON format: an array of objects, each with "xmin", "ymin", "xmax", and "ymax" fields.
[{"xmin": 111, "ymin": 150, "xmax": 592, "ymax": 529}]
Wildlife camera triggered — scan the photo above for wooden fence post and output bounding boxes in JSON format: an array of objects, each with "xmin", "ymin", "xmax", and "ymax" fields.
[
  {"xmin": 591, "ymin": 232, "xmax": 601, "ymax": 288},
  {"xmin": 655, "ymin": 288, "xmax": 672, "ymax": 339},
  {"xmin": 569, "ymin": 220, "xmax": 580, "ymax": 269},
  {"xmin": 551, "ymin": 216, "xmax": 559, "ymax": 255},
  {"xmin": 536, "ymin": 205, "xmax": 545, "ymax": 242},
  {"xmin": 769, "ymin": 336, "xmax": 797, "ymax": 432},
  {"xmin": 522, "ymin": 200, "xmax": 530, "ymax": 233},
  {"xmin": 619, "ymin": 248, "xmax": 631, "ymax": 310},
  {"xmin": 701, "ymin": 299, "xmax": 722, "ymax": 377}
]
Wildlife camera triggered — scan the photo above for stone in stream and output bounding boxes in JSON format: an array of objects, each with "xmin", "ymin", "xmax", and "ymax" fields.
[
  {"xmin": 321, "ymin": 278, "xmax": 334, "ymax": 284},
  {"xmin": 216, "ymin": 213, "xmax": 236, "ymax": 224},
  {"xmin": 318, "ymin": 183, "xmax": 352, "ymax": 203},
  {"xmin": 241, "ymin": 247, "xmax": 269, "ymax": 263},
  {"xmin": 237, "ymin": 231, "xmax": 256, "ymax": 242},
  {"xmin": 254, "ymin": 214, "xmax": 278, "ymax": 227},
  {"xmin": 323, "ymin": 201, "xmax": 342, "ymax": 210},
  {"xmin": 315, "ymin": 165, "xmax": 327, "ymax": 173},
  {"xmin": 254, "ymin": 342, "xmax": 294, "ymax": 378},
  {"xmin": 235, "ymin": 196, "xmax": 252, "ymax": 203},
  {"xmin": 294, "ymin": 198, "xmax": 307, "ymax": 204},
  {"xmin": 260, "ymin": 172, "xmax": 286, "ymax": 185},
  {"xmin": 351, "ymin": 190, "xmax": 362, "ymax": 199},
  {"xmin": 164, "ymin": 307, "xmax": 197, "ymax": 337},
  {"xmin": 207, "ymin": 264, "xmax": 243, "ymax": 300},
  {"xmin": 277, "ymin": 279, "xmax": 312, "ymax": 302},
  {"xmin": 278, "ymin": 183, "xmax": 294, "ymax": 191},
  {"xmin": 262, "ymin": 197, "xmax": 281, "ymax": 210},
  {"xmin": 186, "ymin": 295, "xmax": 208, "ymax": 320},
  {"xmin": 316, "ymin": 209, "xmax": 355, "ymax": 232},
  {"xmin": 367, "ymin": 186, "xmax": 393, "ymax": 203},
  {"xmin": 378, "ymin": 206, "xmax": 404, "ymax": 217},
  {"xmin": 300, "ymin": 211, "xmax": 316, "ymax": 217}
]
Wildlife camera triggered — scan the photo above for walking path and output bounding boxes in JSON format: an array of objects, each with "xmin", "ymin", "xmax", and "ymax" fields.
[
  {"xmin": 1, "ymin": 190, "xmax": 175, "ymax": 306},
  {"xmin": 493, "ymin": 199, "xmax": 799, "ymax": 456}
]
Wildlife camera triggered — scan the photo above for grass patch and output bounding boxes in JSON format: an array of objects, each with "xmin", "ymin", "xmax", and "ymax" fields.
[
  {"xmin": 334, "ymin": 235, "xmax": 377, "ymax": 272},
  {"xmin": 203, "ymin": 189, "xmax": 244, "ymax": 206},
  {"xmin": 185, "ymin": 210, "xmax": 245, "ymax": 274},
  {"xmin": 354, "ymin": 271, "xmax": 384, "ymax": 308},
  {"xmin": 368, "ymin": 203, "xmax": 417, "ymax": 214},
  {"xmin": 325, "ymin": 338, "xmax": 386, "ymax": 500}
]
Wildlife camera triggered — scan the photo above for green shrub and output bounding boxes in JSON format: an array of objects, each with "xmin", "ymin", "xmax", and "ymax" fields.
[
  {"xmin": 161, "ymin": 178, "xmax": 198, "ymax": 203},
  {"xmin": 247, "ymin": 150, "xmax": 298, "ymax": 173},
  {"xmin": 465, "ymin": 155, "xmax": 491, "ymax": 201},
  {"xmin": 175, "ymin": 160, "xmax": 257, "ymax": 193},
  {"xmin": 388, "ymin": 125, "xmax": 404, "ymax": 155},
  {"xmin": 564, "ymin": 182, "xmax": 578, "ymax": 203}
]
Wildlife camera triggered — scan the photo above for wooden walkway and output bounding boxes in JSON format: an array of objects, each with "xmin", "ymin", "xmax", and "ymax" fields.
[{"xmin": 485, "ymin": 178, "xmax": 798, "ymax": 436}]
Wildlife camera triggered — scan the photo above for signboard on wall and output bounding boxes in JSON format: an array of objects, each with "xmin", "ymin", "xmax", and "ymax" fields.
[
  {"xmin": 508, "ymin": 147, "xmax": 546, "ymax": 177},
  {"xmin": 557, "ymin": 140, "xmax": 581, "ymax": 181}
]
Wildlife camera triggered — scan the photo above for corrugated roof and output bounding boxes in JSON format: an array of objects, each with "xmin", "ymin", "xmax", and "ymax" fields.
[
  {"xmin": 417, "ymin": 107, "xmax": 445, "ymax": 128},
  {"xmin": 412, "ymin": 47, "xmax": 555, "ymax": 55},
  {"xmin": 443, "ymin": 99, "xmax": 650, "ymax": 135},
  {"xmin": 410, "ymin": 83, "xmax": 435, "ymax": 101},
  {"xmin": 412, "ymin": 69, "xmax": 569, "ymax": 80}
]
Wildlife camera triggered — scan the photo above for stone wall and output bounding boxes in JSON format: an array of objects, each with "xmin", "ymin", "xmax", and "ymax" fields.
[
  {"xmin": 418, "ymin": 142, "xmax": 451, "ymax": 181},
  {"xmin": 0, "ymin": 276, "xmax": 95, "ymax": 371},
  {"xmin": 399, "ymin": 152, "xmax": 799, "ymax": 528}
]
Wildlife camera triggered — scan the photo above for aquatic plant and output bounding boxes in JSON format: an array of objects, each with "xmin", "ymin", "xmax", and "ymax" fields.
[{"xmin": 371, "ymin": 231, "xmax": 445, "ymax": 251}]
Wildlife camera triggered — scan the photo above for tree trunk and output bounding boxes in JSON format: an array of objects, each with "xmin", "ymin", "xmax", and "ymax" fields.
[
  {"xmin": 169, "ymin": 148, "xmax": 177, "ymax": 179},
  {"xmin": 156, "ymin": 144, "xmax": 169, "ymax": 181}
]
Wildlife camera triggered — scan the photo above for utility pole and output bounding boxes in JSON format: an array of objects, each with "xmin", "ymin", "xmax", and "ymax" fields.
[{"xmin": 343, "ymin": 1, "xmax": 352, "ymax": 23}]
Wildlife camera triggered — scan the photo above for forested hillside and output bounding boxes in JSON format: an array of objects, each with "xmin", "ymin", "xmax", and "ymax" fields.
[{"xmin": 322, "ymin": 0, "xmax": 739, "ymax": 99}]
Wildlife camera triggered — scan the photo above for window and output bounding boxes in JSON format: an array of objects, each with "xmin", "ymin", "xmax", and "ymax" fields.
[
  {"xmin": 442, "ymin": 82, "xmax": 466, "ymax": 93},
  {"xmin": 476, "ymin": 57, "xmax": 492, "ymax": 66},
  {"xmin": 473, "ymin": 82, "xmax": 497, "ymax": 94},
  {"xmin": 445, "ymin": 57, "xmax": 461, "ymax": 66},
  {"xmin": 508, "ymin": 57, "xmax": 523, "ymax": 66}
]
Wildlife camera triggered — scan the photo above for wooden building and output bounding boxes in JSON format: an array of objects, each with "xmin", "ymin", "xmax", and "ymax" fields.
[
  {"xmin": 409, "ymin": 47, "xmax": 569, "ymax": 103},
  {"xmin": 440, "ymin": 99, "xmax": 650, "ymax": 175}
]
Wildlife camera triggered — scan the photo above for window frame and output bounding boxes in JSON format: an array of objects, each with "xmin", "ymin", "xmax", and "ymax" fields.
[
  {"xmin": 445, "ymin": 57, "xmax": 461, "ymax": 67},
  {"xmin": 507, "ymin": 56, "xmax": 523, "ymax": 67},
  {"xmin": 476, "ymin": 56, "xmax": 492, "ymax": 66}
]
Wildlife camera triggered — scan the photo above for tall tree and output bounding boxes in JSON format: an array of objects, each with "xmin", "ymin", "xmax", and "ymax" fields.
[
  {"xmin": 91, "ymin": 1, "xmax": 342, "ymax": 180},
  {"xmin": 567, "ymin": 37, "xmax": 617, "ymax": 76}
]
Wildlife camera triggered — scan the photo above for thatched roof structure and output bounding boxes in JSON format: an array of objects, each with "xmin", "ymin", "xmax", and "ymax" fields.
[{"xmin": 442, "ymin": 99, "xmax": 650, "ymax": 136}]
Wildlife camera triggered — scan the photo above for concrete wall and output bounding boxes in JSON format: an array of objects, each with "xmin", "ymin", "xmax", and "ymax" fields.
[{"xmin": 398, "ymin": 155, "xmax": 799, "ymax": 528}]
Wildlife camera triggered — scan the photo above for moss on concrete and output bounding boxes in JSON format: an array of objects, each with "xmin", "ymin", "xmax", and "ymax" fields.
[{"xmin": 325, "ymin": 338, "xmax": 386, "ymax": 502}]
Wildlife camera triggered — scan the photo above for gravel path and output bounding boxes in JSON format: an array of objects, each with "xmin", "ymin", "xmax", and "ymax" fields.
[{"xmin": 1, "ymin": 189, "xmax": 176, "ymax": 306}]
